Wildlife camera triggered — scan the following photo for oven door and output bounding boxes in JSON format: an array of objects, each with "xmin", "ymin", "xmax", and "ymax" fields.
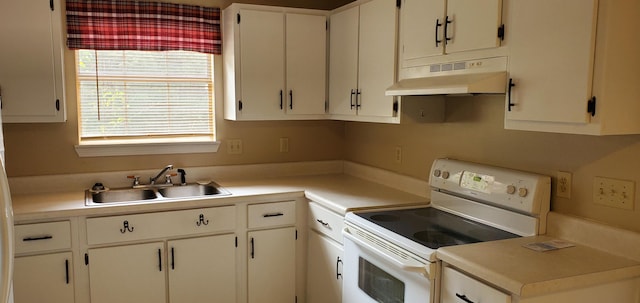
[{"xmin": 342, "ymin": 225, "xmax": 435, "ymax": 303}]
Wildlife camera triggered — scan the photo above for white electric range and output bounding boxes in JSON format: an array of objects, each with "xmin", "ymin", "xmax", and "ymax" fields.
[{"xmin": 342, "ymin": 158, "xmax": 551, "ymax": 303}]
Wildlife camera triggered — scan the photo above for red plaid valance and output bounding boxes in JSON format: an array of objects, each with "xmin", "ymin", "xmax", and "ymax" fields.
[{"xmin": 66, "ymin": 0, "xmax": 221, "ymax": 54}]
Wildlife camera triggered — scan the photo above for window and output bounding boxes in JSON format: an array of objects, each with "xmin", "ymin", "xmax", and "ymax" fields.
[
  {"xmin": 66, "ymin": 0, "xmax": 221, "ymax": 156},
  {"xmin": 76, "ymin": 50, "xmax": 215, "ymax": 141},
  {"xmin": 74, "ymin": 50, "xmax": 218, "ymax": 156}
]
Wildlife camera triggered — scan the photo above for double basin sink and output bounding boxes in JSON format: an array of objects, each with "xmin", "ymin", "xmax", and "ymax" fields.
[{"xmin": 86, "ymin": 182, "xmax": 231, "ymax": 205}]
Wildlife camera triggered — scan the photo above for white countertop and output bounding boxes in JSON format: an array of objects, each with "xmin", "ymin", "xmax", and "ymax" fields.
[
  {"xmin": 436, "ymin": 235, "xmax": 640, "ymax": 298},
  {"xmin": 11, "ymin": 173, "xmax": 429, "ymax": 222}
]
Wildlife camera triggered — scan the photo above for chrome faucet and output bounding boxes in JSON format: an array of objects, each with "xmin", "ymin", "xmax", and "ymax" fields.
[{"xmin": 150, "ymin": 164, "xmax": 174, "ymax": 185}]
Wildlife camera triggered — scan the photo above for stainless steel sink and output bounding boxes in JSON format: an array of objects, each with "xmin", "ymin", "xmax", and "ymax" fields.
[
  {"xmin": 157, "ymin": 183, "xmax": 230, "ymax": 199},
  {"xmin": 90, "ymin": 188, "xmax": 158, "ymax": 203},
  {"xmin": 85, "ymin": 182, "xmax": 230, "ymax": 205}
]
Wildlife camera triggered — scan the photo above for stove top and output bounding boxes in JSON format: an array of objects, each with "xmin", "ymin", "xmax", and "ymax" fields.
[{"xmin": 355, "ymin": 207, "xmax": 520, "ymax": 250}]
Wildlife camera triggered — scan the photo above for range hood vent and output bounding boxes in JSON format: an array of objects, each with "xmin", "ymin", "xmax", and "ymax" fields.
[{"xmin": 387, "ymin": 57, "xmax": 508, "ymax": 96}]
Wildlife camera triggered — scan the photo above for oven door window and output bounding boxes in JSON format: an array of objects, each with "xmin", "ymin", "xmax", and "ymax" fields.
[{"xmin": 358, "ymin": 257, "xmax": 405, "ymax": 303}]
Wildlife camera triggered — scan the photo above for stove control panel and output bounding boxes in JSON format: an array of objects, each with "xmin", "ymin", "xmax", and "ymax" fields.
[{"xmin": 429, "ymin": 159, "xmax": 550, "ymax": 216}]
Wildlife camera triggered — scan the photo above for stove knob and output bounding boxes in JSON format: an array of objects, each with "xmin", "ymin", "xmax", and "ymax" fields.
[
  {"xmin": 507, "ymin": 185, "xmax": 516, "ymax": 195},
  {"xmin": 442, "ymin": 171, "xmax": 450, "ymax": 179},
  {"xmin": 433, "ymin": 169, "xmax": 441, "ymax": 177},
  {"xmin": 518, "ymin": 187, "xmax": 528, "ymax": 197}
]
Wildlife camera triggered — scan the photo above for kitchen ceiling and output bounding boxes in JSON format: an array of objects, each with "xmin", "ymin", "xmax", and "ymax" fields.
[{"xmin": 222, "ymin": 0, "xmax": 354, "ymax": 10}]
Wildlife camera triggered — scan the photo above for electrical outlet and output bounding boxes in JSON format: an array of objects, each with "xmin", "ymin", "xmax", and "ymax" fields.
[
  {"xmin": 394, "ymin": 147, "xmax": 402, "ymax": 164},
  {"xmin": 279, "ymin": 138, "xmax": 289, "ymax": 153},
  {"xmin": 227, "ymin": 139, "xmax": 243, "ymax": 154},
  {"xmin": 593, "ymin": 177, "xmax": 635, "ymax": 210},
  {"xmin": 557, "ymin": 171, "xmax": 572, "ymax": 199}
]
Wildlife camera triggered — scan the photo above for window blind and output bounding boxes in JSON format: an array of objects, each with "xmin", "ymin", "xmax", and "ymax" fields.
[{"xmin": 77, "ymin": 50, "xmax": 214, "ymax": 139}]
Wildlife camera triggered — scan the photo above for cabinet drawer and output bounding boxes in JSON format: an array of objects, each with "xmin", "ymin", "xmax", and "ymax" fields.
[
  {"xmin": 441, "ymin": 267, "xmax": 511, "ymax": 303},
  {"xmin": 308, "ymin": 201, "xmax": 344, "ymax": 243},
  {"xmin": 247, "ymin": 201, "xmax": 296, "ymax": 229},
  {"xmin": 14, "ymin": 221, "xmax": 71, "ymax": 254},
  {"xmin": 87, "ymin": 206, "xmax": 236, "ymax": 245}
]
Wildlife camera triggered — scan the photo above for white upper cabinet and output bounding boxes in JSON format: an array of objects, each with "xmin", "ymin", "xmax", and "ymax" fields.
[
  {"xmin": 238, "ymin": 9, "xmax": 286, "ymax": 120},
  {"xmin": 504, "ymin": 0, "xmax": 640, "ymax": 135},
  {"xmin": 400, "ymin": 0, "xmax": 503, "ymax": 68},
  {"xmin": 285, "ymin": 13, "xmax": 327, "ymax": 116},
  {"xmin": 223, "ymin": 5, "xmax": 327, "ymax": 121},
  {"xmin": 329, "ymin": 0, "xmax": 399, "ymax": 123},
  {"xmin": 0, "ymin": 0, "xmax": 66, "ymax": 123}
]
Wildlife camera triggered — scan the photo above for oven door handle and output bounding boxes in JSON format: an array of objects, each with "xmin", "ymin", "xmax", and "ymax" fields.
[{"xmin": 343, "ymin": 228, "xmax": 430, "ymax": 277}]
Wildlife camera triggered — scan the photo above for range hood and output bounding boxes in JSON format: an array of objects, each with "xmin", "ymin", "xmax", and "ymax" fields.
[{"xmin": 386, "ymin": 57, "xmax": 508, "ymax": 96}]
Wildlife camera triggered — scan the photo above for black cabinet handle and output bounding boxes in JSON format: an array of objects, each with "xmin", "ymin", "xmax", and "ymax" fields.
[
  {"xmin": 250, "ymin": 238, "xmax": 255, "ymax": 259},
  {"xmin": 120, "ymin": 220, "xmax": 134, "ymax": 233},
  {"xmin": 171, "ymin": 247, "xmax": 175, "ymax": 270},
  {"xmin": 65, "ymin": 259, "xmax": 70, "ymax": 284},
  {"xmin": 23, "ymin": 235, "xmax": 53, "ymax": 242},
  {"xmin": 435, "ymin": 19, "xmax": 443, "ymax": 47},
  {"xmin": 280, "ymin": 90, "xmax": 284, "ymax": 110},
  {"xmin": 508, "ymin": 78, "xmax": 516, "ymax": 111},
  {"xmin": 336, "ymin": 256, "xmax": 343, "ymax": 280},
  {"xmin": 444, "ymin": 15, "xmax": 453, "ymax": 44},
  {"xmin": 356, "ymin": 89, "xmax": 362, "ymax": 108},
  {"xmin": 158, "ymin": 249, "xmax": 162, "ymax": 272},
  {"xmin": 196, "ymin": 214, "xmax": 209, "ymax": 226},
  {"xmin": 455, "ymin": 293, "xmax": 475, "ymax": 303},
  {"xmin": 289, "ymin": 90, "xmax": 293, "ymax": 110},
  {"xmin": 316, "ymin": 219, "xmax": 330, "ymax": 228},
  {"xmin": 350, "ymin": 89, "xmax": 356, "ymax": 109},
  {"xmin": 263, "ymin": 213, "xmax": 284, "ymax": 218}
]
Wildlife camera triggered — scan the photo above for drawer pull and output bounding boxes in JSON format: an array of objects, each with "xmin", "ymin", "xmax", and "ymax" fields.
[
  {"xmin": 263, "ymin": 213, "xmax": 284, "ymax": 218},
  {"xmin": 120, "ymin": 220, "xmax": 134, "ymax": 234},
  {"xmin": 336, "ymin": 256, "xmax": 343, "ymax": 280},
  {"xmin": 22, "ymin": 235, "xmax": 53, "ymax": 242},
  {"xmin": 316, "ymin": 219, "xmax": 330, "ymax": 228},
  {"xmin": 196, "ymin": 214, "xmax": 209, "ymax": 226},
  {"xmin": 456, "ymin": 293, "xmax": 475, "ymax": 303}
]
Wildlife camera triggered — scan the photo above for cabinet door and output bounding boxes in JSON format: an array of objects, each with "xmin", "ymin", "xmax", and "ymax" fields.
[
  {"xmin": 168, "ymin": 234, "xmax": 236, "ymax": 303},
  {"xmin": 0, "ymin": 0, "xmax": 66, "ymax": 123},
  {"xmin": 306, "ymin": 231, "xmax": 343, "ymax": 303},
  {"xmin": 445, "ymin": 0, "xmax": 502, "ymax": 54},
  {"xmin": 248, "ymin": 227, "xmax": 296, "ymax": 303},
  {"xmin": 286, "ymin": 13, "xmax": 327, "ymax": 116},
  {"xmin": 357, "ymin": 0, "xmax": 398, "ymax": 117},
  {"xmin": 329, "ymin": 6, "xmax": 359, "ymax": 116},
  {"xmin": 88, "ymin": 242, "xmax": 166, "ymax": 303},
  {"xmin": 238, "ymin": 10, "xmax": 285, "ymax": 119},
  {"xmin": 400, "ymin": 0, "xmax": 445, "ymax": 63},
  {"xmin": 14, "ymin": 253, "xmax": 74, "ymax": 303},
  {"xmin": 505, "ymin": 0, "xmax": 597, "ymax": 124}
]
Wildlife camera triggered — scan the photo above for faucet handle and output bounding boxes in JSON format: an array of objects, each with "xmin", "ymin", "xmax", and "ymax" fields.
[
  {"xmin": 165, "ymin": 173, "xmax": 178, "ymax": 184},
  {"xmin": 127, "ymin": 175, "xmax": 141, "ymax": 187}
]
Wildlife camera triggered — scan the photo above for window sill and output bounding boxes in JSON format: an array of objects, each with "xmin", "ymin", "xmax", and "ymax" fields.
[{"xmin": 75, "ymin": 139, "xmax": 220, "ymax": 157}]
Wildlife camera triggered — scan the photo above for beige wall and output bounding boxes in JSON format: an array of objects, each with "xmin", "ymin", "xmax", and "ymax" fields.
[{"xmin": 344, "ymin": 95, "xmax": 640, "ymax": 233}]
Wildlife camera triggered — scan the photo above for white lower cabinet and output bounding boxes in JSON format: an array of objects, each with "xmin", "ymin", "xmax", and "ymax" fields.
[
  {"xmin": 248, "ymin": 227, "xmax": 297, "ymax": 303},
  {"xmin": 13, "ymin": 221, "xmax": 74, "ymax": 303},
  {"xmin": 14, "ymin": 252, "xmax": 74, "ymax": 303},
  {"xmin": 168, "ymin": 234, "xmax": 237, "ymax": 303},
  {"xmin": 441, "ymin": 266, "xmax": 510, "ymax": 303},
  {"xmin": 306, "ymin": 231, "xmax": 343, "ymax": 303},
  {"xmin": 88, "ymin": 242, "xmax": 167, "ymax": 303},
  {"xmin": 87, "ymin": 235, "xmax": 238, "ymax": 303},
  {"xmin": 306, "ymin": 201, "xmax": 345, "ymax": 303}
]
